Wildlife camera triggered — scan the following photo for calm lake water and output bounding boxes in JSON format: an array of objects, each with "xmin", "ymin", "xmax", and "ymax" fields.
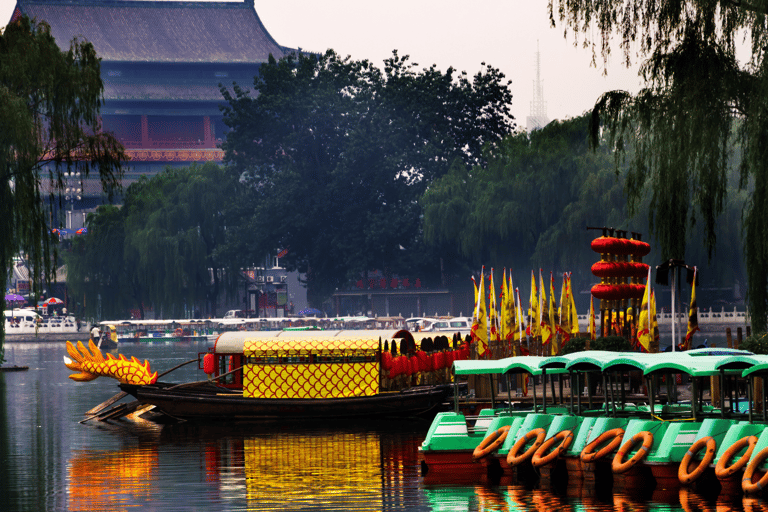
[{"xmin": 0, "ymin": 338, "xmax": 763, "ymax": 511}]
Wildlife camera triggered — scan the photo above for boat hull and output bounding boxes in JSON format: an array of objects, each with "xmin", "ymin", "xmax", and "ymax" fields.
[{"xmin": 120, "ymin": 382, "xmax": 452, "ymax": 420}]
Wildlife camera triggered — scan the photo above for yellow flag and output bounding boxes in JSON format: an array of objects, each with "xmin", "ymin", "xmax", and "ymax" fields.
[
  {"xmin": 567, "ymin": 274, "xmax": 579, "ymax": 337},
  {"xmin": 636, "ymin": 266, "xmax": 653, "ymax": 352},
  {"xmin": 501, "ymin": 269, "xmax": 515, "ymax": 346},
  {"xmin": 528, "ymin": 270, "xmax": 539, "ymax": 338},
  {"xmin": 685, "ymin": 268, "xmax": 699, "ymax": 350},
  {"xmin": 549, "ymin": 272, "xmax": 559, "ymax": 354},
  {"xmin": 588, "ymin": 294, "xmax": 596, "ymax": 340},
  {"xmin": 509, "ymin": 273, "xmax": 519, "ymax": 346},
  {"xmin": 516, "ymin": 287, "xmax": 526, "ymax": 351},
  {"xmin": 471, "ymin": 268, "xmax": 489, "ymax": 357},
  {"xmin": 489, "ymin": 269, "xmax": 500, "ymax": 342},
  {"xmin": 651, "ymin": 289, "xmax": 660, "ymax": 347},
  {"xmin": 540, "ymin": 270, "xmax": 553, "ymax": 345}
]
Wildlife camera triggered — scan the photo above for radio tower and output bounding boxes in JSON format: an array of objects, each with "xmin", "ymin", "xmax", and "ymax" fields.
[{"xmin": 526, "ymin": 41, "xmax": 549, "ymax": 132}]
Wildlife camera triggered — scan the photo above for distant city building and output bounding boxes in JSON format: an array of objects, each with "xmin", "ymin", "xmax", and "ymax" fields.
[
  {"xmin": 526, "ymin": 43, "xmax": 550, "ymax": 132},
  {"xmin": 10, "ymin": 0, "xmax": 297, "ymax": 217}
]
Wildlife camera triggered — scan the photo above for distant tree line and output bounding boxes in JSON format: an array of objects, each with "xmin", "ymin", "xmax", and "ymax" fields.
[{"xmin": 63, "ymin": 49, "xmax": 749, "ymax": 320}]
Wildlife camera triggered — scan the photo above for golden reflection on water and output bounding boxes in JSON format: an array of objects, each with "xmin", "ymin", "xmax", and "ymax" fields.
[
  {"xmin": 243, "ymin": 432, "xmax": 382, "ymax": 511},
  {"xmin": 67, "ymin": 446, "xmax": 158, "ymax": 511}
]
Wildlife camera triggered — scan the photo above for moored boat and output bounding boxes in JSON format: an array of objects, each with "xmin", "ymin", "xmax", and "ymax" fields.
[{"xmin": 66, "ymin": 329, "xmax": 462, "ymax": 421}]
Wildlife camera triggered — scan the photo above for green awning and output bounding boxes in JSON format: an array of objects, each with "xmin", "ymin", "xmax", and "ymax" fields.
[
  {"xmin": 643, "ymin": 355, "xmax": 743, "ymax": 377},
  {"xmin": 453, "ymin": 357, "xmax": 516, "ymax": 375}
]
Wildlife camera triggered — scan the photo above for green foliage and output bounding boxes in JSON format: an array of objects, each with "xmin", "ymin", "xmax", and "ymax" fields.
[
  {"xmin": 548, "ymin": 0, "xmax": 768, "ymax": 331},
  {"xmin": 220, "ymin": 50, "xmax": 514, "ymax": 305},
  {"xmin": 740, "ymin": 332, "xmax": 768, "ymax": 355},
  {"xmin": 422, "ymin": 115, "xmax": 634, "ymax": 287},
  {"xmin": 560, "ymin": 336, "xmax": 634, "ymax": 355},
  {"xmin": 0, "ymin": 16, "xmax": 125, "ymax": 356},
  {"xmin": 65, "ymin": 163, "xmax": 237, "ymax": 319}
]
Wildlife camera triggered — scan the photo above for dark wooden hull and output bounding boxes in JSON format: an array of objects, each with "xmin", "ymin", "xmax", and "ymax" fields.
[{"xmin": 120, "ymin": 382, "xmax": 453, "ymax": 420}]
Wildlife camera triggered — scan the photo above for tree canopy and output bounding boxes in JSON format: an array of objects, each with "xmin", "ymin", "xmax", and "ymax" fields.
[
  {"xmin": 66, "ymin": 163, "xmax": 237, "ymax": 320},
  {"xmin": 548, "ymin": 0, "xmax": 768, "ymax": 330},
  {"xmin": 0, "ymin": 17, "xmax": 125, "ymax": 358},
  {"xmin": 220, "ymin": 50, "xmax": 514, "ymax": 305}
]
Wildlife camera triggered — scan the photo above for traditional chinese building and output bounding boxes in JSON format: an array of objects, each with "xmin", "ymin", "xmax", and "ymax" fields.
[{"xmin": 10, "ymin": 0, "xmax": 295, "ymax": 225}]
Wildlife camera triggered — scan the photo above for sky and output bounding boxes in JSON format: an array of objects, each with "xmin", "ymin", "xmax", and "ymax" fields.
[{"xmin": 0, "ymin": 0, "xmax": 644, "ymax": 128}]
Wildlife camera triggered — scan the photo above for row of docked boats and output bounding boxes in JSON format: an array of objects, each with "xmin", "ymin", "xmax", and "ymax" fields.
[{"xmin": 419, "ymin": 349, "xmax": 768, "ymax": 497}]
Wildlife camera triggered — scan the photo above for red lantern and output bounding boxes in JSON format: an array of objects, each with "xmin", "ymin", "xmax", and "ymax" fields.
[
  {"xmin": 628, "ymin": 239, "xmax": 651, "ymax": 257},
  {"xmin": 416, "ymin": 351, "xmax": 431, "ymax": 372},
  {"xmin": 592, "ymin": 236, "xmax": 651, "ymax": 257},
  {"xmin": 591, "ymin": 283, "xmax": 646, "ymax": 300},
  {"xmin": 203, "ymin": 353, "xmax": 215, "ymax": 374},
  {"xmin": 409, "ymin": 355, "xmax": 419, "ymax": 376},
  {"xmin": 591, "ymin": 261, "xmax": 650, "ymax": 279},
  {"xmin": 381, "ymin": 351, "xmax": 393, "ymax": 371}
]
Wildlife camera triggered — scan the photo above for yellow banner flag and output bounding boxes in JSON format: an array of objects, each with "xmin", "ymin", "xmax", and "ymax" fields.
[
  {"xmin": 471, "ymin": 268, "xmax": 489, "ymax": 357},
  {"xmin": 528, "ymin": 270, "xmax": 539, "ymax": 339},
  {"xmin": 489, "ymin": 269, "xmax": 500, "ymax": 343},
  {"xmin": 567, "ymin": 274, "xmax": 579, "ymax": 338},
  {"xmin": 685, "ymin": 268, "xmax": 699, "ymax": 350},
  {"xmin": 540, "ymin": 270, "xmax": 553, "ymax": 345},
  {"xmin": 636, "ymin": 266, "xmax": 653, "ymax": 352},
  {"xmin": 588, "ymin": 294, "xmax": 596, "ymax": 341}
]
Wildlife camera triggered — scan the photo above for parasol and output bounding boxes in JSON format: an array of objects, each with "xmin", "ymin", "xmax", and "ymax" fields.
[{"xmin": 298, "ymin": 308, "xmax": 324, "ymax": 317}]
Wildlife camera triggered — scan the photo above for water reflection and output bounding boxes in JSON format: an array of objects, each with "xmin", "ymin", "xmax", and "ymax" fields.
[
  {"xmin": 9, "ymin": 341, "xmax": 768, "ymax": 511},
  {"xmin": 68, "ymin": 446, "xmax": 159, "ymax": 511}
]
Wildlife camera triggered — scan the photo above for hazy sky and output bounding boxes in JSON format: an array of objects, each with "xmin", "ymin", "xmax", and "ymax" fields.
[{"xmin": 1, "ymin": 0, "xmax": 644, "ymax": 126}]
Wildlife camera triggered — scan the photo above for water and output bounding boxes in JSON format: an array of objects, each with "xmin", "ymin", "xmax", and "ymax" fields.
[{"xmin": 0, "ymin": 340, "xmax": 763, "ymax": 511}]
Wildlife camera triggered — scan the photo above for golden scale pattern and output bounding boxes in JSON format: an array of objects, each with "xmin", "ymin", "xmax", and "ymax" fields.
[
  {"xmin": 64, "ymin": 340, "xmax": 158, "ymax": 385},
  {"xmin": 243, "ymin": 338, "xmax": 379, "ymax": 399}
]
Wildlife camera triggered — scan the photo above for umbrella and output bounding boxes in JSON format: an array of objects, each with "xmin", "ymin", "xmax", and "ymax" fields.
[
  {"xmin": 76, "ymin": 227, "xmax": 88, "ymax": 235},
  {"xmin": 5, "ymin": 293, "xmax": 26, "ymax": 305},
  {"xmin": 43, "ymin": 297, "xmax": 64, "ymax": 306},
  {"xmin": 298, "ymin": 308, "xmax": 324, "ymax": 317}
]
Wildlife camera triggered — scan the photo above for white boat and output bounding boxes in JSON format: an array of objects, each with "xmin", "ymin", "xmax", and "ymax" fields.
[{"xmin": 4, "ymin": 308, "xmax": 83, "ymax": 340}]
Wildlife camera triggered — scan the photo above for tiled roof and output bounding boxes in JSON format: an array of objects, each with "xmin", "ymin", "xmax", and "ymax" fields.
[
  {"xmin": 15, "ymin": 0, "xmax": 293, "ymax": 63},
  {"xmin": 103, "ymin": 81, "xmax": 226, "ymax": 101}
]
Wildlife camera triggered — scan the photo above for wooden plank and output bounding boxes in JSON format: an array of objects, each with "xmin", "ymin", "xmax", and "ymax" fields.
[{"xmin": 84, "ymin": 391, "xmax": 128, "ymax": 416}]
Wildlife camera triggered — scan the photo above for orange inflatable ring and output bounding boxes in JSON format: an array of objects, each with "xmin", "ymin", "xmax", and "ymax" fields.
[
  {"xmin": 472, "ymin": 425, "xmax": 511, "ymax": 461},
  {"xmin": 612, "ymin": 431, "xmax": 653, "ymax": 474},
  {"xmin": 507, "ymin": 428, "xmax": 546, "ymax": 467},
  {"xmin": 581, "ymin": 428, "xmax": 625, "ymax": 463},
  {"xmin": 678, "ymin": 436, "xmax": 717, "ymax": 485},
  {"xmin": 532, "ymin": 430, "xmax": 574, "ymax": 468},
  {"xmin": 742, "ymin": 447, "xmax": 768, "ymax": 494},
  {"xmin": 716, "ymin": 435, "xmax": 758, "ymax": 479}
]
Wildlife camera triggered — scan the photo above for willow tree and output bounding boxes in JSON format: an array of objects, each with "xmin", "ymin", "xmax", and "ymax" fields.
[
  {"xmin": 548, "ymin": 0, "xmax": 768, "ymax": 330},
  {"xmin": 0, "ymin": 17, "xmax": 125, "ymax": 357}
]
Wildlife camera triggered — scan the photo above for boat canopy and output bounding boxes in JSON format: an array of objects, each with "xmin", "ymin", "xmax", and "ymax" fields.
[
  {"xmin": 504, "ymin": 356, "xmax": 550, "ymax": 376},
  {"xmin": 598, "ymin": 353, "xmax": 671, "ymax": 373},
  {"xmin": 453, "ymin": 358, "xmax": 514, "ymax": 375},
  {"xmin": 642, "ymin": 355, "xmax": 745, "ymax": 377},
  {"xmin": 215, "ymin": 329, "xmax": 460, "ymax": 354},
  {"xmin": 244, "ymin": 337, "xmax": 379, "ymax": 357}
]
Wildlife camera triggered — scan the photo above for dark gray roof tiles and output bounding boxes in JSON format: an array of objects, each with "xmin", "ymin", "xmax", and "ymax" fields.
[{"xmin": 14, "ymin": 0, "xmax": 293, "ymax": 63}]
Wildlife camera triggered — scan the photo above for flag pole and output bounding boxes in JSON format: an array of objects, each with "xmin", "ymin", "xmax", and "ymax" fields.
[{"xmin": 671, "ymin": 266, "xmax": 676, "ymax": 352}]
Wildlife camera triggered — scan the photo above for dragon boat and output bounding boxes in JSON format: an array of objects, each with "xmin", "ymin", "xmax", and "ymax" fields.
[{"xmin": 64, "ymin": 329, "xmax": 465, "ymax": 421}]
